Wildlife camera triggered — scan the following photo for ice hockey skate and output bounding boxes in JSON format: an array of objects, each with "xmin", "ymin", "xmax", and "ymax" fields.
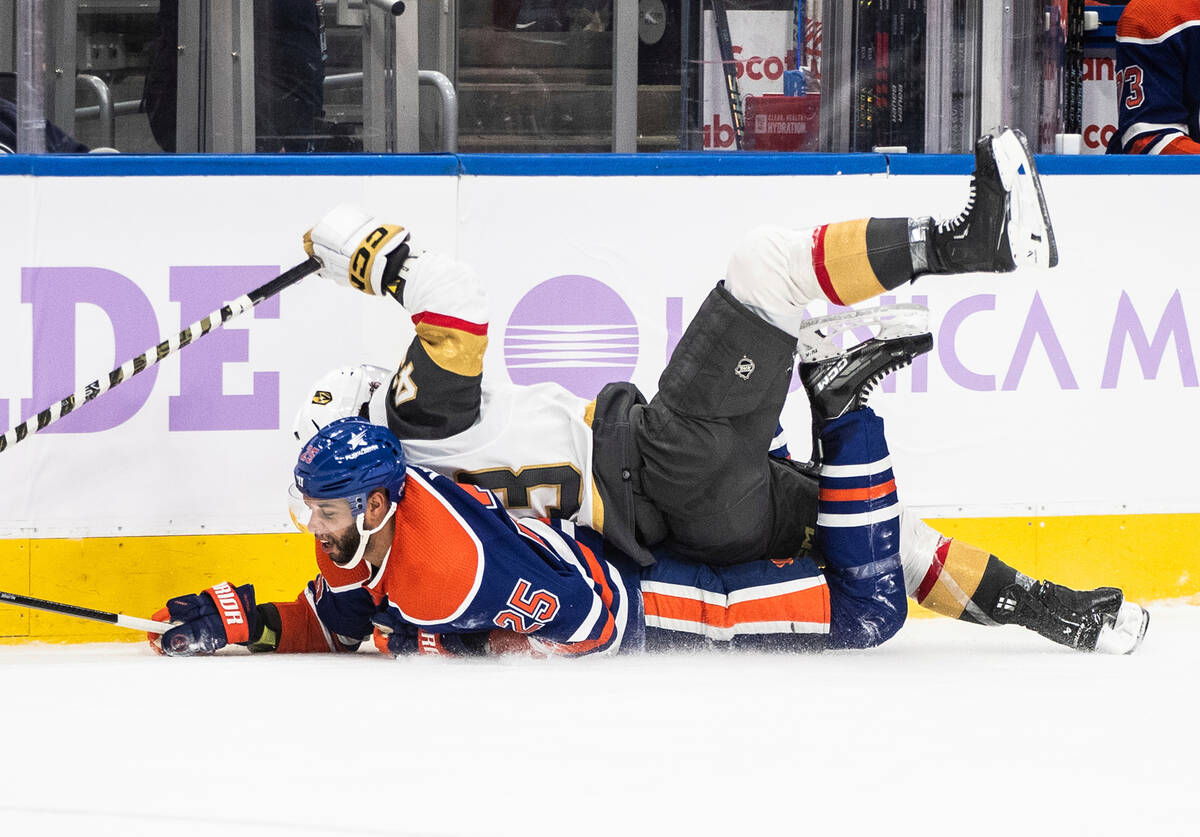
[
  {"xmin": 929, "ymin": 128, "xmax": 1059, "ymax": 273},
  {"xmin": 992, "ymin": 579, "xmax": 1150, "ymax": 654},
  {"xmin": 797, "ymin": 303, "xmax": 934, "ymax": 425}
]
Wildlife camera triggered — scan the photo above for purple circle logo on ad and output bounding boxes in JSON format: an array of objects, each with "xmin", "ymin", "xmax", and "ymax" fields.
[{"xmin": 504, "ymin": 275, "xmax": 638, "ymax": 398}]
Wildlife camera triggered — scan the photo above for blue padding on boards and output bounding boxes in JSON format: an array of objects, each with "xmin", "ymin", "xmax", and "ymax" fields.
[
  {"xmin": 0, "ymin": 153, "xmax": 461, "ymax": 177},
  {"xmin": 455, "ymin": 152, "xmax": 889, "ymax": 176},
  {"xmin": 1034, "ymin": 154, "xmax": 1200, "ymax": 175},
  {"xmin": 3, "ymin": 151, "xmax": 1199, "ymax": 178}
]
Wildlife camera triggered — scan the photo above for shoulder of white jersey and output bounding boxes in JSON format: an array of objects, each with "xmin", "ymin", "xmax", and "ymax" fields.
[{"xmin": 520, "ymin": 380, "xmax": 591, "ymax": 405}]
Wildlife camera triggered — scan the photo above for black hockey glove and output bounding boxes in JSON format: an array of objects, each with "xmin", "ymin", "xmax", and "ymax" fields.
[{"xmin": 149, "ymin": 582, "xmax": 260, "ymax": 656}]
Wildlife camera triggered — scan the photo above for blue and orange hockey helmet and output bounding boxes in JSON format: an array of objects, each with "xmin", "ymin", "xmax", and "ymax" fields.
[{"xmin": 293, "ymin": 416, "xmax": 407, "ymax": 512}]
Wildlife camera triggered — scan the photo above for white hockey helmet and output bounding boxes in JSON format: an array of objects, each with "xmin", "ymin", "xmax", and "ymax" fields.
[{"xmin": 292, "ymin": 364, "xmax": 392, "ymax": 442}]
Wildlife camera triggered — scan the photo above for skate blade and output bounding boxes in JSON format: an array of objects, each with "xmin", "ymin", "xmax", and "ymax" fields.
[
  {"xmin": 796, "ymin": 303, "xmax": 930, "ymax": 362},
  {"xmin": 992, "ymin": 128, "xmax": 1060, "ymax": 269},
  {"xmin": 1094, "ymin": 601, "xmax": 1150, "ymax": 655}
]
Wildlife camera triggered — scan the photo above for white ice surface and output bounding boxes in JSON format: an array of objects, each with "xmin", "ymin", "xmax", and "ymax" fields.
[{"xmin": 1, "ymin": 604, "xmax": 1197, "ymax": 837}]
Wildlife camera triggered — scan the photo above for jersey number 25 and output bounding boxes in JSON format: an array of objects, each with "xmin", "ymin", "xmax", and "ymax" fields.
[{"xmin": 494, "ymin": 579, "xmax": 560, "ymax": 634}]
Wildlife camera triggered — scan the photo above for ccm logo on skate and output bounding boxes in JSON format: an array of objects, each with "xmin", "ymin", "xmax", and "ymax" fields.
[{"xmin": 814, "ymin": 356, "xmax": 849, "ymax": 390}]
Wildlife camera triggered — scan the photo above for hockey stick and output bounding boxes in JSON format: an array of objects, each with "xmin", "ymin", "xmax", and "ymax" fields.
[
  {"xmin": 0, "ymin": 255, "xmax": 322, "ymax": 453},
  {"xmin": 0, "ymin": 589, "xmax": 172, "ymax": 634},
  {"xmin": 710, "ymin": 0, "xmax": 745, "ymax": 150},
  {"xmin": 1064, "ymin": 0, "xmax": 1084, "ymax": 134}
]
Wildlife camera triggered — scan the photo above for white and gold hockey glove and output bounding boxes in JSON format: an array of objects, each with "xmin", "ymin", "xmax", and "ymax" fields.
[{"xmin": 303, "ymin": 204, "xmax": 411, "ymax": 297}]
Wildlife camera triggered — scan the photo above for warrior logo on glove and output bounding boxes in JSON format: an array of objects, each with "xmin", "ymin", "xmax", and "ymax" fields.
[
  {"xmin": 209, "ymin": 582, "xmax": 249, "ymax": 637},
  {"xmin": 149, "ymin": 581, "xmax": 258, "ymax": 656}
]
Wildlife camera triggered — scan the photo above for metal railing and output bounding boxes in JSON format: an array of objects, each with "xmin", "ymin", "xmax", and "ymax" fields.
[
  {"xmin": 324, "ymin": 70, "xmax": 459, "ymax": 153},
  {"xmin": 74, "ymin": 74, "xmax": 114, "ymax": 149},
  {"xmin": 71, "ymin": 68, "xmax": 458, "ymax": 154},
  {"xmin": 417, "ymin": 70, "xmax": 459, "ymax": 154}
]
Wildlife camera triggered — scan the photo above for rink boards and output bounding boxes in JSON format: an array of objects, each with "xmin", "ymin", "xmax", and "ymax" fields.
[{"xmin": 1, "ymin": 153, "xmax": 1197, "ymax": 641}]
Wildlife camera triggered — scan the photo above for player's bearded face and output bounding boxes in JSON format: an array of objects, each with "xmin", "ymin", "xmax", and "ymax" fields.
[
  {"xmin": 319, "ymin": 523, "xmax": 362, "ymax": 566},
  {"xmin": 298, "ymin": 496, "xmax": 361, "ymax": 565}
]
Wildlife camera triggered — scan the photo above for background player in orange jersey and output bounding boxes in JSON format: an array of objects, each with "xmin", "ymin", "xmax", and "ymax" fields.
[{"xmin": 1110, "ymin": 0, "xmax": 1200, "ymax": 154}]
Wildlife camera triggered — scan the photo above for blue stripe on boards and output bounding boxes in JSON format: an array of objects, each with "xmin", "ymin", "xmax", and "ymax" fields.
[
  {"xmin": 4, "ymin": 151, "xmax": 1199, "ymax": 178},
  {"xmin": 0, "ymin": 153, "xmax": 460, "ymax": 177},
  {"xmin": 455, "ymin": 152, "xmax": 888, "ymax": 176}
]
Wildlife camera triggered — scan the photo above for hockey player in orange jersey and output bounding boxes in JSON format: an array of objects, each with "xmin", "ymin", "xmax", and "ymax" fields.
[
  {"xmin": 1110, "ymin": 0, "xmax": 1200, "ymax": 154},
  {"xmin": 279, "ymin": 128, "xmax": 1147, "ymax": 655},
  {"xmin": 150, "ymin": 366, "xmax": 924, "ymax": 659}
]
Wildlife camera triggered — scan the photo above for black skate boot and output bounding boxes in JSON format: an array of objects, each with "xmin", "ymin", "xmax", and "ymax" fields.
[
  {"xmin": 797, "ymin": 303, "xmax": 934, "ymax": 425},
  {"xmin": 992, "ymin": 580, "xmax": 1150, "ymax": 654},
  {"xmin": 796, "ymin": 304, "xmax": 933, "ymax": 464},
  {"xmin": 926, "ymin": 128, "xmax": 1059, "ymax": 274}
]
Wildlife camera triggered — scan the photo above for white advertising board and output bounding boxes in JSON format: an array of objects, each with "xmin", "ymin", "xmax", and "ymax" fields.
[
  {"xmin": 0, "ymin": 173, "xmax": 457, "ymax": 537},
  {"xmin": 2, "ymin": 166, "xmax": 1198, "ymax": 537}
]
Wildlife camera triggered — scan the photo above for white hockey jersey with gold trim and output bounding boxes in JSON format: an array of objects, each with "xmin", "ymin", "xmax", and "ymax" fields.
[{"xmin": 369, "ymin": 378, "xmax": 603, "ymax": 531}]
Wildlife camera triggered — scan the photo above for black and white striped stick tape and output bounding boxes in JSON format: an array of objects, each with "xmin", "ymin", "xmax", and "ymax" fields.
[{"xmin": 0, "ymin": 256, "xmax": 321, "ymax": 453}]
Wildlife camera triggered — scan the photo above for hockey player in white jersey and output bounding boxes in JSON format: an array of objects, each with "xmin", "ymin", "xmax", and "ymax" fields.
[{"xmin": 297, "ymin": 128, "xmax": 1147, "ymax": 655}]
